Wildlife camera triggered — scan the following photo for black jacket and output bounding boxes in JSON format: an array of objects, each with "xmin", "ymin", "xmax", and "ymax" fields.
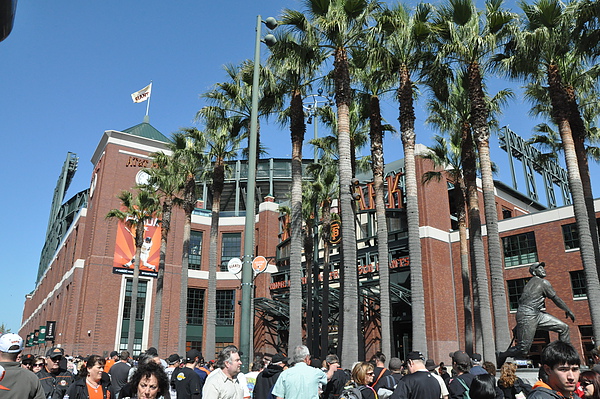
[
  {"xmin": 65, "ymin": 373, "xmax": 113, "ymax": 399},
  {"xmin": 36, "ymin": 368, "xmax": 74, "ymax": 399},
  {"xmin": 253, "ymin": 364, "xmax": 285, "ymax": 399}
]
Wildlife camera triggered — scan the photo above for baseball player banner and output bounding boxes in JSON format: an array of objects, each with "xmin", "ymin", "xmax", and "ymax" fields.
[{"xmin": 112, "ymin": 218, "xmax": 160, "ymax": 278}]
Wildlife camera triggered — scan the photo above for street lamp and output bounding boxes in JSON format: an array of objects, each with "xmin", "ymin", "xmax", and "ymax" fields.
[
  {"xmin": 240, "ymin": 14, "xmax": 277, "ymax": 373},
  {"xmin": 303, "ymin": 89, "xmax": 334, "ymax": 161},
  {"xmin": 302, "ymin": 90, "xmax": 333, "ymax": 356}
]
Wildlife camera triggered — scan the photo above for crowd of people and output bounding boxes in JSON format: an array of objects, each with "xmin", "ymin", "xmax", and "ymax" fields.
[{"xmin": 0, "ymin": 331, "xmax": 598, "ymax": 399}]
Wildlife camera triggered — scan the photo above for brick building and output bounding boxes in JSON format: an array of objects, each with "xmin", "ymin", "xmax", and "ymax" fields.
[{"xmin": 19, "ymin": 122, "xmax": 599, "ymax": 365}]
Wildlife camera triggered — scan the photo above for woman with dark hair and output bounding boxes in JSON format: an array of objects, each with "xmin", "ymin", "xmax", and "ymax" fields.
[
  {"xmin": 32, "ymin": 357, "xmax": 46, "ymax": 374},
  {"xmin": 579, "ymin": 370, "xmax": 600, "ymax": 399},
  {"xmin": 497, "ymin": 362, "xmax": 532, "ymax": 399},
  {"xmin": 65, "ymin": 355, "xmax": 112, "ymax": 399},
  {"xmin": 121, "ymin": 361, "xmax": 170, "ymax": 399},
  {"xmin": 350, "ymin": 361, "xmax": 377, "ymax": 399},
  {"xmin": 471, "ymin": 374, "xmax": 497, "ymax": 399}
]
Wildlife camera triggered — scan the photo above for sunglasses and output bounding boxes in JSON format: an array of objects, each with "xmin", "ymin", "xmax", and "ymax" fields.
[
  {"xmin": 34, "ymin": 363, "xmax": 45, "ymax": 367},
  {"xmin": 581, "ymin": 381, "xmax": 593, "ymax": 387}
]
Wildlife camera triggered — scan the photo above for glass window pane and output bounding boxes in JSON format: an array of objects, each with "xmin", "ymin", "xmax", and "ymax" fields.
[
  {"xmin": 187, "ymin": 288, "xmax": 205, "ymax": 325},
  {"xmin": 506, "ymin": 278, "xmax": 529, "ymax": 311},
  {"xmin": 221, "ymin": 233, "xmax": 241, "ymax": 272},
  {"xmin": 216, "ymin": 290, "xmax": 235, "ymax": 326},
  {"xmin": 190, "ymin": 230, "xmax": 203, "ymax": 270},
  {"xmin": 503, "ymin": 232, "xmax": 538, "ymax": 267},
  {"xmin": 570, "ymin": 270, "xmax": 587, "ymax": 298},
  {"xmin": 562, "ymin": 223, "xmax": 579, "ymax": 250}
]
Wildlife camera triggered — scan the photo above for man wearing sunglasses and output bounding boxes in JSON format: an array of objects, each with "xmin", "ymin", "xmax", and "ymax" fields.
[{"xmin": 36, "ymin": 347, "xmax": 73, "ymax": 399}]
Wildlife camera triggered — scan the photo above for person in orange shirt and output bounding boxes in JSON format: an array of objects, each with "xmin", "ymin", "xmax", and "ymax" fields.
[
  {"xmin": 104, "ymin": 352, "xmax": 118, "ymax": 374},
  {"xmin": 65, "ymin": 355, "xmax": 112, "ymax": 399}
]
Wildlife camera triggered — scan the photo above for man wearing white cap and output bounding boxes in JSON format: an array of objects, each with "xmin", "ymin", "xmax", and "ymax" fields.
[{"xmin": 0, "ymin": 333, "xmax": 45, "ymax": 398}]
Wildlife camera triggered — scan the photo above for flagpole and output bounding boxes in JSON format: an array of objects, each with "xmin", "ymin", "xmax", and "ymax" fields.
[{"xmin": 144, "ymin": 81, "xmax": 152, "ymax": 122}]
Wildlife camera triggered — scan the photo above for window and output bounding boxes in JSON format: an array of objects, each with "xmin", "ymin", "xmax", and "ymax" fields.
[
  {"xmin": 502, "ymin": 207, "xmax": 513, "ymax": 219},
  {"xmin": 216, "ymin": 290, "xmax": 235, "ymax": 325},
  {"xmin": 570, "ymin": 270, "xmax": 587, "ymax": 298},
  {"xmin": 562, "ymin": 223, "xmax": 579, "ymax": 250},
  {"xmin": 187, "ymin": 288, "xmax": 205, "ymax": 325},
  {"xmin": 503, "ymin": 232, "xmax": 538, "ymax": 267},
  {"xmin": 189, "ymin": 231, "xmax": 203, "ymax": 270},
  {"xmin": 123, "ymin": 279, "xmax": 148, "ymax": 320},
  {"xmin": 120, "ymin": 278, "xmax": 148, "ymax": 355},
  {"xmin": 221, "ymin": 233, "xmax": 241, "ymax": 272},
  {"xmin": 507, "ymin": 278, "xmax": 529, "ymax": 311}
]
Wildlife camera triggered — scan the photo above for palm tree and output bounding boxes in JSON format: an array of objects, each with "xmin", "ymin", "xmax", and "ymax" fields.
[
  {"xmin": 166, "ymin": 129, "xmax": 207, "ymax": 355},
  {"xmin": 198, "ymin": 61, "xmax": 279, "ymax": 162},
  {"xmin": 267, "ymin": 29, "xmax": 326, "ymax": 351},
  {"xmin": 306, "ymin": 155, "xmax": 339, "ymax": 356},
  {"xmin": 434, "ymin": 0, "xmax": 515, "ymax": 356},
  {"xmin": 187, "ymin": 122, "xmax": 241, "ymax": 361},
  {"xmin": 425, "ymin": 72, "xmax": 513, "ymax": 355},
  {"xmin": 497, "ymin": 0, "xmax": 600, "ymax": 340},
  {"xmin": 378, "ymin": 1, "xmax": 435, "ymax": 354},
  {"xmin": 143, "ymin": 153, "xmax": 184, "ymax": 350},
  {"xmin": 352, "ymin": 39, "xmax": 396, "ymax": 357},
  {"xmin": 524, "ymin": 63, "xmax": 600, "ymax": 275},
  {"xmin": 283, "ymin": 0, "xmax": 379, "ymax": 365},
  {"xmin": 106, "ymin": 188, "xmax": 161, "ymax": 354}
]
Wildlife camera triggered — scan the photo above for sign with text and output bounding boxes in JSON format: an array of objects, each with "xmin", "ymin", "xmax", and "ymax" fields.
[
  {"xmin": 270, "ymin": 256, "xmax": 410, "ymax": 290},
  {"xmin": 45, "ymin": 321, "xmax": 56, "ymax": 341}
]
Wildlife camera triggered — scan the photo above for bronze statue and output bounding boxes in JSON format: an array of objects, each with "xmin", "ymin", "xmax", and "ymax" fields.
[{"xmin": 497, "ymin": 261, "xmax": 575, "ymax": 367}]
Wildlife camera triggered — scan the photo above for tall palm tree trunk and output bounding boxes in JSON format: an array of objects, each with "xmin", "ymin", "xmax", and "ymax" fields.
[
  {"xmin": 335, "ymin": 46, "xmax": 359, "ymax": 366},
  {"xmin": 548, "ymin": 65, "xmax": 600, "ymax": 339},
  {"xmin": 289, "ymin": 90, "xmax": 305, "ymax": 351},
  {"xmin": 179, "ymin": 177, "xmax": 195, "ymax": 355},
  {"xmin": 462, "ymin": 125, "xmax": 493, "ymax": 358},
  {"xmin": 455, "ymin": 172, "xmax": 473, "ymax": 354},
  {"xmin": 206, "ymin": 162, "xmax": 224, "ymax": 361},
  {"xmin": 398, "ymin": 66, "xmax": 426, "ymax": 354},
  {"xmin": 467, "ymin": 62, "xmax": 507, "ymax": 354},
  {"xmin": 152, "ymin": 198, "xmax": 173, "ymax": 349},
  {"xmin": 129, "ymin": 223, "xmax": 144, "ymax": 355},
  {"xmin": 369, "ymin": 94, "xmax": 392, "ymax": 358},
  {"xmin": 304, "ymin": 224, "xmax": 315, "ymax": 353},
  {"xmin": 320, "ymin": 200, "xmax": 332, "ymax": 356},
  {"xmin": 567, "ymin": 91, "xmax": 600, "ymax": 276}
]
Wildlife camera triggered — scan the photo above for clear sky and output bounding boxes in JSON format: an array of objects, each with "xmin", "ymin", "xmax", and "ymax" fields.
[{"xmin": 0, "ymin": 0, "xmax": 597, "ymax": 334}]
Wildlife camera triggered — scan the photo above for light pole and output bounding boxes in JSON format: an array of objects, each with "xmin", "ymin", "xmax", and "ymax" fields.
[
  {"xmin": 303, "ymin": 90, "xmax": 333, "ymax": 356},
  {"xmin": 240, "ymin": 14, "xmax": 276, "ymax": 373}
]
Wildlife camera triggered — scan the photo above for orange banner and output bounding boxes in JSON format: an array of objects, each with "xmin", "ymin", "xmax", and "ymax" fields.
[{"xmin": 112, "ymin": 218, "xmax": 160, "ymax": 277}]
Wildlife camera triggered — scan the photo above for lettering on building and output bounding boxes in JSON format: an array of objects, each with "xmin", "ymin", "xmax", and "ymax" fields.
[
  {"xmin": 269, "ymin": 256, "xmax": 409, "ymax": 290},
  {"xmin": 355, "ymin": 172, "xmax": 405, "ymax": 211}
]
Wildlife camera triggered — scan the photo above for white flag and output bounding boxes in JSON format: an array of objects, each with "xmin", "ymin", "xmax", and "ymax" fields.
[{"xmin": 131, "ymin": 83, "xmax": 152, "ymax": 103}]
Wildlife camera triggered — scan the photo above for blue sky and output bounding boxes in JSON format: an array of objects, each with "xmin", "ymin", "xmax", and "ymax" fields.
[{"xmin": 0, "ymin": 0, "xmax": 597, "ymax": 333}]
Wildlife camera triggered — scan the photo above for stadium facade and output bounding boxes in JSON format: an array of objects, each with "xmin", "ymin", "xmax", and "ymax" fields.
[{"xmin": 19, "ymin": 121, "xmax": 600, "ymax": 365}]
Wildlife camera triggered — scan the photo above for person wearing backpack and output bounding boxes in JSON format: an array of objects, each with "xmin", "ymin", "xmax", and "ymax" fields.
[
  {"xmin": 377, "ymin": 358, "xmax": 403, "ymax": 399},
  {"xmin": 349, "ymin": 362, "xmax": 378, "ymax": 399},
  {"xmin": 389, "ymin": 351, "xmax": 441, "ymax": 399},
  {"xmin": 448, "ymin": 351, "xmax": 474, "ymax": 399},
  {"xmin": 370, "ymin": 352, "xmax": 391, "ymax": 394}
]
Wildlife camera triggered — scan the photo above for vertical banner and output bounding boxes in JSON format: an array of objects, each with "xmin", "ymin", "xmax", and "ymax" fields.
[
  {"xmin": 112, "ymin": 218, "xmax": 160, "ymax": 278},
  {"xmin": 33, "ymin": 329, "xmax": 39, "ymax": 345},
  {"xmin": 39, "ymin": 325, "xmax": 46, "ymax": 342},
  {"xmin": 25, "ymin": 334, "xmax": 31, "ymax": 347},
  {"xmin": 46, "ymin": 321, "xmax": 56, "ymax": 341}
]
